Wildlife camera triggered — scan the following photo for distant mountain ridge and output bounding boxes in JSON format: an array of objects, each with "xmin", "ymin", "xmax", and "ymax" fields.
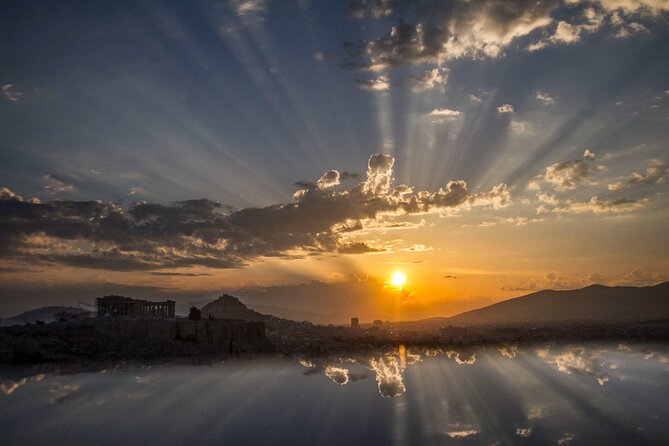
[
  {"xmin": 440, "ymin": 282, "xmax": 669, "ymax": 326},
  {"xmin": 1, "ymin": 306, "xmax": 88, "ymax": 327}
]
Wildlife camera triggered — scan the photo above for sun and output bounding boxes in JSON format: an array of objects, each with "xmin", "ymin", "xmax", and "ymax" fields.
[{"xmin": 390, "ymin": 271, "xmax": 406, "ymax": 289}]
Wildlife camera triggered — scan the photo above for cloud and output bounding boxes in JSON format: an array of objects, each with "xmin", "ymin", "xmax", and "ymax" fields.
[
  {"xmin": 542, "ymin": 196, "xmax": 643, "ymax": 214},
  {"xmin": 337, "ymin": 241, "xmax": 383, "ymax": 254},
  {"xmin": 499, "ymin": 345, "xmax": 519, "ymax": 358},
  {"xmin": 447, "ymin": 428, "xmax": 478, "ymax": 438},
  {"xmin": 531, "ymin": 150, "xmax": 597, "ymax": 191},
  {"xmin": 0, "ymin": 155, "xmax": 510, "ymax": 271},
  {"xmin": 403, "ymin": 244, "xmax": 433, "ymax": 252},
  {"xmin": 515, "ymin": 427, "xmax": 533, "ymax": 437},
  {"xmin": 313, "ymin": 51, "xmax": 327, "ymax": 61},
  {"xmin": 43, "ymin": 174, "xmax": 75, "ymax": 195},
  {"xmin": 232, "ymin": 0, "xmax": 265, "ymax": 16},
  {"xmin": 48, "ymin": 382, "xmax": 80, "ymax": 404},
  {"xmin": 618, "ymin": 269, "xmax": 668, "ymax": 285},
  {"xmin": 528, "ymin": 7, "xmax": 604, "ymax": 51},
  {"xmin": 369, "ymin": 355, "xmax": 406, "ymax": 397},
  {"xmin": 147, "ymin": 271, "xmax": 214, "ymax": 277},
  {"xmin": 536, "ymin": 90, "xmax": 555, "ymax": 105},
  {"xmin": 538, "ymin": 346, "xmax": 610, "ymax": 385},
  {"xmin": 429, "ymin": 107, "xmax": 461, "ymax": 118},
  {"xmin": 348, "ymin": 0, "xmax": 395, "ymax": 19},
  {"xmin": 346, "ymin": 1, "xmax": 555, "ymax": 70},
  {"xmin": 596, "ymin": 0, "xmax": 669, "ymax": 14},
  {"xmin": 355, "ymin": 76, "xmax": 390, "ymax": 91},
  {"xmin": 607, "ymin": 162, "xmax": 668, "ymax": 191},
  {"xmin": 324, "ymin": 366, "xmax": 350, "ymax": 385},
  {"xmin": 1, "ymin": 378, "xmax": 27, "ymax": 395},
  {"xmin": 1, "ymin": 84, "xmax": 22, "ymax": 102},
  {"xmin": 496, "ymin": 104, "xmax": 514, "ymax": 114},
  {"xmin": 412, "ymin": 67, "xmax": 448, "ymax": 92},
  {"xmin": 446, "ymin": 350, "xmax": 476, "ymax": 365},
  {"xmin": 557, "ymin": 433, "xmax": 576, "ymax": 445},
  {"xmin": 316, "ymin": 170, "xmax": 341, "ymax": 189}
]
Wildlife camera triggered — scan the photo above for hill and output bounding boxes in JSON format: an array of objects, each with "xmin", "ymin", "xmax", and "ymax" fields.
[
  {"xmin": 201, "ymin": 294, "xmax": 270, "ymax": 321},
  {"xmin": 430, "ymin": 282, "xmax": 669, "ymax": 327},
  {"xmin": 1, "ymin": 306, "xmax": 89, "ymax": 327}
]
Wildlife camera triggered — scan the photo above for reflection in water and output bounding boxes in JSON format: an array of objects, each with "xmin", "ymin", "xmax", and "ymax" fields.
[
  {"xmin": 538, "ymin": 346, "xmax": 610, "ymax": 385},
  {"xmin": 1, "ymin": 343, "xmax": 669, "ymax": 445},
  {"xmin": 369, "ymin": 354, "xmax": 406, "ymax": 398},
  {"xmin": 323, "ymin": 366, "xmax": 349, "ymax": 385}
]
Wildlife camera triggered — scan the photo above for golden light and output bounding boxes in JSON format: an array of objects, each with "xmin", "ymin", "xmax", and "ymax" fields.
[{"xmin": 390, "ymin": 271, "xmax": 406, "ymax": 289}]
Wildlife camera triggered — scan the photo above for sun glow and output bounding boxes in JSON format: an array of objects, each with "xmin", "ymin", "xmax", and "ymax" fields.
[{"xmin": 390, "ymin": 271, "xmax": 406, "ymax": 289}]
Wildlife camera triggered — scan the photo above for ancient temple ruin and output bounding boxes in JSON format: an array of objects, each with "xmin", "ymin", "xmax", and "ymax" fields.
[{"xmin": 96, "ymin": 295, "xmax": 175, "ymax": 318}]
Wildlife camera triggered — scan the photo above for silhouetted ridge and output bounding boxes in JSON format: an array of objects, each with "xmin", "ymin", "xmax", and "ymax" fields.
[
  {"xmin": 444, "ymin": 282, "xmax": 669, "ymax": 325},
  {"xmin": 201, "ymin": 294, "xmax": 270, "ymax": 321}
]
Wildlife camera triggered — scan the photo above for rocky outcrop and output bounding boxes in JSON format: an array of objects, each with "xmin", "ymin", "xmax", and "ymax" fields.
[
  {"xmin": 201, "ymin": 294, "xmax": 269, "ymax": 321},
  {"xmin": 0, "ymin": 318, "xmax": 274, "ymax": 363}
]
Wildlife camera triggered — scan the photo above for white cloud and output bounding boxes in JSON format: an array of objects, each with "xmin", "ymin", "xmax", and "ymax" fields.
[
  {"xmin": 412, "ymin": 67, "xmax": 448, "ymax": 92},
  {"xmin": 447, "ymin": 428, "xmax": 478, "ymax": 438},
  {"xmin": 497, "ymin": 104, "xmax": 514, "ymax": 114},
  {"xmin": 2, "ymin": 84, "xmax": 22, "ymax": 102},
  {"xmin": 355, "ymin": 75, "xmax": 390, "ymax": 91},
  {"xmin": 429, "ymin": 107, "xmax": 461, "ymax": 117},
  {"xmin": 528, "ymin": 7, "xmax": 604, "ymax": 51},
  {"xmin": 533, "ymin": 150, "xmax": 597, "ymax": 191},
  {"xmin": 233, "ymin": 0, "xmax": 265, "ymax": 16},
  {"xmin": 516, "ymin": 428, "xmax": 533, "ymax": 437},
  {"xmin": 536, "ymin": 90, "xmax": 554, "ymax": 105}
]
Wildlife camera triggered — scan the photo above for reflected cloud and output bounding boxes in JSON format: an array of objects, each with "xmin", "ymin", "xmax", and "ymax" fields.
[
  {"xmin": 324, "ymin": 366, "xmax": 350, "ymax": 385},
  {"xmin": 498, "ymin": 345, "xmax": 519, "ymax": 359},
  {"xmin": 538, "ymin": 346, "xmax": 609, "ymax": 385},
  {"xmin": 48, "ymin": 382, "xmax": 80, "ymax": 404},
  {"xmin": 1, "ymin": 377, "xmax": 27, "ymax": 395},
  {"xmin": 446, "ymin": 350, "xmax": 476, "ymax": 365},
  {"xmin": 369, "ymin": 355, "xmax": 406, "ymax": 398}
]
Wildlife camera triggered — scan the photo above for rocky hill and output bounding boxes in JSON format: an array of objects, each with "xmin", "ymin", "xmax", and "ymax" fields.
[{"xmin": 201, "ymin": 294, "xmax": 269, "ymax": 321}]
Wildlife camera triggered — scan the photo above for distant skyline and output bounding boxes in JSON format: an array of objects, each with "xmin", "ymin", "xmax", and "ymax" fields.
[{"xmin": 1, "ymin": 0, "xmax": 668, "ymax": 317}]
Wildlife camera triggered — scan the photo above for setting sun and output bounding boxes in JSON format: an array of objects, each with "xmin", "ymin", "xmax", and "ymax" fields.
[{"xmin": 390, "ymin": 271, "xmax": 406, "ymax": 289}]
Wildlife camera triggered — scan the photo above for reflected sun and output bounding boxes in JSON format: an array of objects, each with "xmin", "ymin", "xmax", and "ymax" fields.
[{"xmin": 390, "ymin": 271, "xmax": 406, "ymax": 289}]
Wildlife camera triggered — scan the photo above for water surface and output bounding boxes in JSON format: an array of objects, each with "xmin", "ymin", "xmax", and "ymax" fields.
[{"xmin": 1, "ymin": 343, "xmax": 668, "ymax": 445}]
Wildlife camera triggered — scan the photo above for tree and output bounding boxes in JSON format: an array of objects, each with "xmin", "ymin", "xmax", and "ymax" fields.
[{"xmin": 188, "ymin": 306, "xmax": 201, "ymax": 321}]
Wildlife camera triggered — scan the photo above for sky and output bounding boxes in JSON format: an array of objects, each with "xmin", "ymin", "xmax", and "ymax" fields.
[{"xmin": 1, "ymin": 0, "xmax": 668, "ymax": 321}]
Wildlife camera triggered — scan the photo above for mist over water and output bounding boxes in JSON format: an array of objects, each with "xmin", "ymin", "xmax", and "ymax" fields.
[{"xmin": 1, "ymin": 343, "xmax": 668, "ymax": 445}]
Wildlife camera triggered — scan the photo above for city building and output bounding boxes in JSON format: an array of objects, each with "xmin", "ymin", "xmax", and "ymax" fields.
[
  {"xmin": 96, "ymin": 295, "xmax": 175, "ymax": 318},
  {"xmin": 350, "ymin": 317, "xmax": 359, "ymax": 329}
]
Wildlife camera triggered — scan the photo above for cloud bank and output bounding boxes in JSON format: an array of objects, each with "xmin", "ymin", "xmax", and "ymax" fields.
[{"xmin": 0, "ymin": 154, "xmax": 510, "ymax": 271}]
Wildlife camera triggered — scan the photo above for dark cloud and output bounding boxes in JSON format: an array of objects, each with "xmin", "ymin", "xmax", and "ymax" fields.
[
  {"xmin": 345, "ymin": 0, "xmax": 555, "ymax": 70},
  {"xmin": 0, "ymin": 154, "xmax": 510, "ymax": 271},
  {"xmin": 148, "ymin": 271, "xmax": 214, "ymax": 277}
]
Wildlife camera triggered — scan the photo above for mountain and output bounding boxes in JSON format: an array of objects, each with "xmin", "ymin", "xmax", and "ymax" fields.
[
  {"xmin": 1, "ymin": 306, "xmax": 89, "ymax": 327},
  {"xmin": 438, "ymin": 282, "xmax": 669, "ymax": 326},
  {"xmin": 200, "ymin": 294, "xmax": 270, "ymax": 321}
]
